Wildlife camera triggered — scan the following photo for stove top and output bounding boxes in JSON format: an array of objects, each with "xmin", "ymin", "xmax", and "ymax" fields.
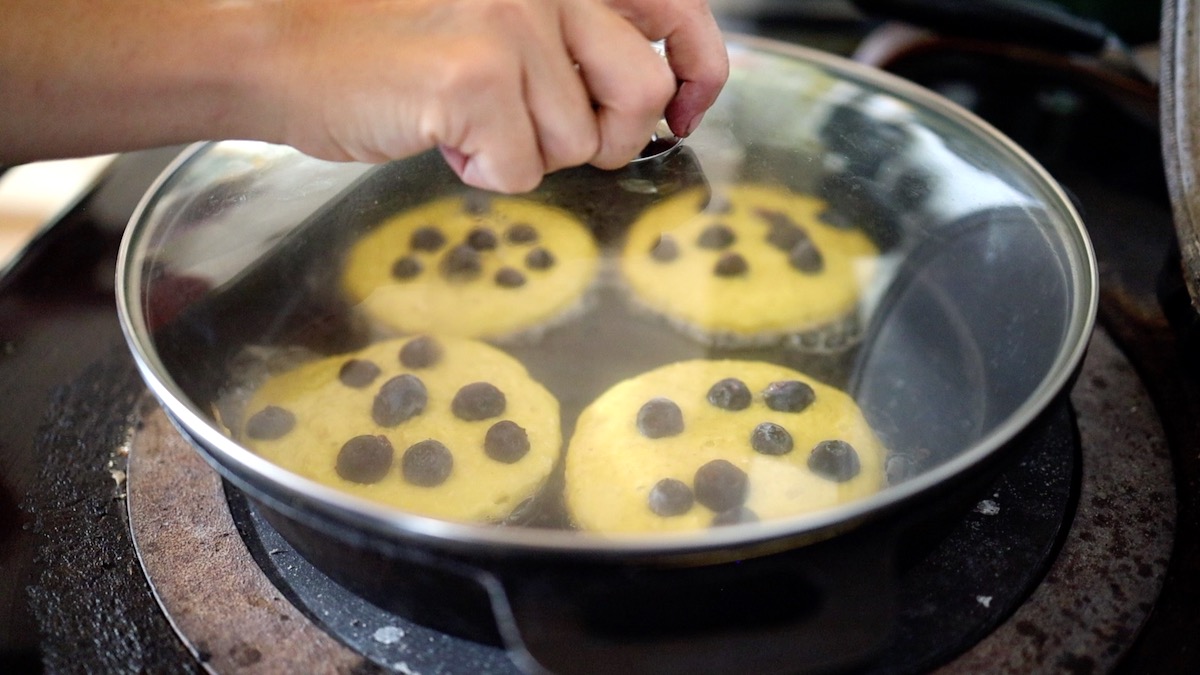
[{"xmin": 4, "ymin": 15, "xmax": 1200, "ymax": 675}]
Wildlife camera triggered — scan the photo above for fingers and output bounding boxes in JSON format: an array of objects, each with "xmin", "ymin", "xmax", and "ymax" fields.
[
  {"xmin": 561, "ymin": 0, "xmax": 676, "ymax": 169},
  {"xmin": 434, "ymin": 0, "xmax": 619, "ymax": 190},
  {"xmin": 505, "ymin": 1, "xmax": 599, "ymax": 173},
  {"xmin": 605, "ymin": 0, "xmax": 729, "ymax": 136},
  {"xmin": 429, "ymin": 43, "xmax": 545, "ymax": 193},
  {"xmin": 273, "ymin": 0, "xmax": 723, "ymax": 193}
]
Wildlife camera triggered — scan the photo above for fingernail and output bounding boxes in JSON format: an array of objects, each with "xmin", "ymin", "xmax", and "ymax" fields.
[
  {"xmin": 683, "ymin": 112, "xmax": 705, "ymax": 137},
  {"xmin": 438, "ymin": 144, "xmax": 468, "ymax": 175}
]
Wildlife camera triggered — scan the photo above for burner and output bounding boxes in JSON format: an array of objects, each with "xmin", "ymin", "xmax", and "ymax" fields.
[{"xmin": 111, "ymin": 327, "xmax": 1172, "ymax": 674}]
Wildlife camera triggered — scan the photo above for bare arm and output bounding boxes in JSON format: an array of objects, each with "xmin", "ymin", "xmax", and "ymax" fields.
[
  {"xmin": 0, "ymin": 0, "xmax": 727, "ymax": 193},
  {"xmin": 0, "ymin": 1, "xmax": 280, "ymax": 165}
]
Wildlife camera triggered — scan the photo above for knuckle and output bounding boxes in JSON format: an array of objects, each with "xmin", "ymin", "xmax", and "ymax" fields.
[
  {"xmin": 616, "ymin": 60, "xmax": 675, "ymax": 118},
  {"xmin": 546, "ymin": 130, "xmax": 599, "ymax": 171},
  {"xmin": 590, "ymin": 138, "xmax": 638, "ymax": 170},
  {"xmin": 436, "ymin": 50, "xmax": 504, "ymax": 96},
  {"xmin": 477, "ymin": 0, "xmax": 537, "ymax": 33}
]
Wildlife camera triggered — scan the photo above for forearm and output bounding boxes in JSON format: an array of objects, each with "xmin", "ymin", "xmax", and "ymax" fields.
[{"xmin": 0, "ymin": 0, "xmax": 284, "ymax": 164}]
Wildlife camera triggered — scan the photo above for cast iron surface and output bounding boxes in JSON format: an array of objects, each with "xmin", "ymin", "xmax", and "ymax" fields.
[{"xmin": 0, "ymin": 148, "xmax": 188, "ymax": 671}]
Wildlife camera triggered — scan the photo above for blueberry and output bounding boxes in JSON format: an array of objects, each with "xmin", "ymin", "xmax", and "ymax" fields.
[
  {"xmin": 697, "ymin": 224, "xmax": 736, "ymax": 250},
  {"xmin": 452, "ymin": 382, "xmax": 506, "ymax": 421},
  {"xmin": 788, "ymin": 240, "xmax": 824, "ymax": 274},
  {"xmin": 402, "ymin": 439, "xmax": 454, "ymax": 487},
  {"xmin": 440, "ymin": 244, "xmax": 482, "ymax": 281},
  {"xmin": 505, "ymin": 222, "xmax": 539, "ymax": 244},
  {"xmin": 410, "ymin": 226, "xmax": 446, "ymax": 252},
  {"xmin": 390, "ymin": 256, "xmax": 422, "ymax": 280},
  {"xmin": 399, "ymin": 336, "xmax": 442, "ymax": 369},
  {"xmin": 245, "ymin": 406, "xmax": 295, "ymax": 440},
  {"xmin": 372, "ymin": 374, "xmax": 427, "ymax": 427},
  {"xmin": 636, "ymin": 397, "xmax": 684, "ymax": 438},
  {"xmin": 808, "ymin": 440, "xmax": 861, "ymax": 482},
  {"xmin": 335, "ymin": 435, "xmax": 393, "ymax": 484},
  {"xmin": 525, "ymin": 247, "xmax": 556, "ymax": 270},
  {"xmin": 706, "ymin": 378, "xmax": 751, "ymax": 411},
  {"xmin": 713, "ymin": 252, "xmax": 748, "ymax": 277},
  {"xmin": 494, "ymin": 267, "xmax": 527, "ymax": 288},
  {"xmin": 751, "ymin": 422, "xmax": 794, "ymax": 455},
  {"xmin": 766, "ymin": 224, "xmax": 807, "ymax": 252},
  {"xmin": 484, "ymin": 420, "xmax": 530, "ymax": 463},
  {"xmin": 648, "ymin": 478, "xmax": 694, "ymax": 517},
  {"xmin": 762, "ymin": 380, "xmax": 816, "ymax": 413},
  {"xmin": 466, "ymin": 227, "xmax": 498, "ymax": 251},
  {"xmin": 338, "ymin": 359, "xmax": 381, "ymax": 388},
  {"xmin": 693, "ymin": 459, "xmax": 748, "ymax": 512}
]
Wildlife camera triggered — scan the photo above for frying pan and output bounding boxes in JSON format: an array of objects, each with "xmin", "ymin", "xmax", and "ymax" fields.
[{"xmin": 116, "ymin": 36, "xmax": 1096, "ymax": 673}]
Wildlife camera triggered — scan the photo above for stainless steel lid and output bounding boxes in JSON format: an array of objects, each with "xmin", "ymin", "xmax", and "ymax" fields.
[{"xmin": 116, "ymin": 35, "xmax": 1096, "ymax": 552}]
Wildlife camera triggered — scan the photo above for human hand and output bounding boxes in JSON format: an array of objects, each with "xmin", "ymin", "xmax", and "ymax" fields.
[
  {"xmin": 603, "ymin": 0, "xmax": 729, "ymax": 142},
  {"xmin": 269, "ymin": 0, "xmax": 728, "ymax": 193}
]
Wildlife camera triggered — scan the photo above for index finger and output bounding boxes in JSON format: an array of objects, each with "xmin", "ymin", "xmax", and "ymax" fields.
[{"xmin": 606, "ymin": 0, "xmax": 729, "ymax": 136}]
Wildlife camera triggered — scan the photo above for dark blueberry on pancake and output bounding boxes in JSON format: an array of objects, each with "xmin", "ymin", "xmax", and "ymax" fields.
[
  {"xmin": 402, "ymin": 439, "xmax": 454, "ymax": 487},
  {"xmin": 706, "ymin": 378, "xmax": 752, "ymax": 411},
  {"xmin": 763, "ymin": 380, "xmax": 816, "ymax": 413},
  {"xmin": 452, "ymin": 382, "xmax": 507, "ymax": 421},
  {"xmin": 246, "ymin": 406, "xmax": 295, "ymax": 440},
  {"xmin": 808, "ymin": 439, "xmax": 861, "ymax": 482},
  {"xmin": 637, "ymin": 397, "xmax": 684, "ymax": 438},
  {"xmin": 648, "ymin": 478, "xmax": 694, "ymax": 517},
  {"xmin": 399, "ymin": 336, "xmax": 442, "ymax": 369},
  {"xmin": 338, "ymin": 359, "xmax": 381, "ymax": 388},
  {"xmin": 372, "ymin": 374, "xmax": 427, "ymax": 427},
  {"xmin": 750, "ymin": 422, "xmax": 794, "ymax": 456},
  {"xmin": 336, "ymin": 435, "xmax": 394, "ymax": 484},
  {"xmin": 484, "ymin": 420, "xmax": 530, "ymax": 463},
  {"xmin": 410, "ymin": 226, "xmax": 446, "ymax": 252},
  {"xmin": 693, "ymin": 459, "xmax": 748, "ymax": 512}
]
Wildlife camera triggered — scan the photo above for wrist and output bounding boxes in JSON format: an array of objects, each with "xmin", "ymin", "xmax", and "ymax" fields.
[{"xmin": 163, "ymin": 1, "xmax": 289, "ymax": 148}]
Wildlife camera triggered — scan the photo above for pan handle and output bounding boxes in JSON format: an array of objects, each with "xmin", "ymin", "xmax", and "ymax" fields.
[{"xmin": 487, "ymin": 529, "xmax": 899, "ymax": 675}]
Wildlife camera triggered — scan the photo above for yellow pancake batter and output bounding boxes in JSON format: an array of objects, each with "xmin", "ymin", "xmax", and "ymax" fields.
[
  {"xmin": 344, "ymin": 194, "xmax": 599, "ymax": 340},
  {"xmin": 240, "ymin": 336, "xmax": 561, "ymax": 523},
  {"xmin": 620, "ymin": 184, "xmax": 878, "ymax": 347},
  {"xmin": 564, "ymin": 359, "xmax": 886, "ymax": 533}
]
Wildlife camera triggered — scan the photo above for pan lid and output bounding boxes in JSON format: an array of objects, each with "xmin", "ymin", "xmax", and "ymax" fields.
[{"xmin": 117, "ymin": 35, "xmax": 1096, "ymax": 553}]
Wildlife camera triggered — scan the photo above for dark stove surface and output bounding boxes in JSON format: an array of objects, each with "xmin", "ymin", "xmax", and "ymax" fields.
[{"xmin": 3, "ymin": 17, "xmax": 1200, "ymax": 675}]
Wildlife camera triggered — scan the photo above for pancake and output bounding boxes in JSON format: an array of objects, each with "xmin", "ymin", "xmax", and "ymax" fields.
[
  {"xmin": 240, "ymin": 335, "xmax": 561, "ymax": 523},
  {"xmin": 564, "ymin": 359, "xmax": 886, "ymax": 533}
]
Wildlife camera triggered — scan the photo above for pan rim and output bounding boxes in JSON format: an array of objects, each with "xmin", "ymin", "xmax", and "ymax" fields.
[{"xmin": 115, "ymin": 34, "xmax": 1099, "ymax": 557}]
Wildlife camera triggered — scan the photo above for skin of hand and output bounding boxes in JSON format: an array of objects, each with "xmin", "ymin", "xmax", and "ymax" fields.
[{"xmin": 0, "ymin": 0, "xmax": 728, "ymax": 194}]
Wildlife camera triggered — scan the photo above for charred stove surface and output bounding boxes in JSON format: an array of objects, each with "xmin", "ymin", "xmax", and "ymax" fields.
[
  {"xmin": 21, "ymin": 353, "xmax": 190, "ymax": 673},
  {"xmin": 940, "ymin": 330, "xmax": 1174, "ymax": 674},
  {"xmin": 126, "ymin": 403, "xmax": 371, "ymax": 674}
]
